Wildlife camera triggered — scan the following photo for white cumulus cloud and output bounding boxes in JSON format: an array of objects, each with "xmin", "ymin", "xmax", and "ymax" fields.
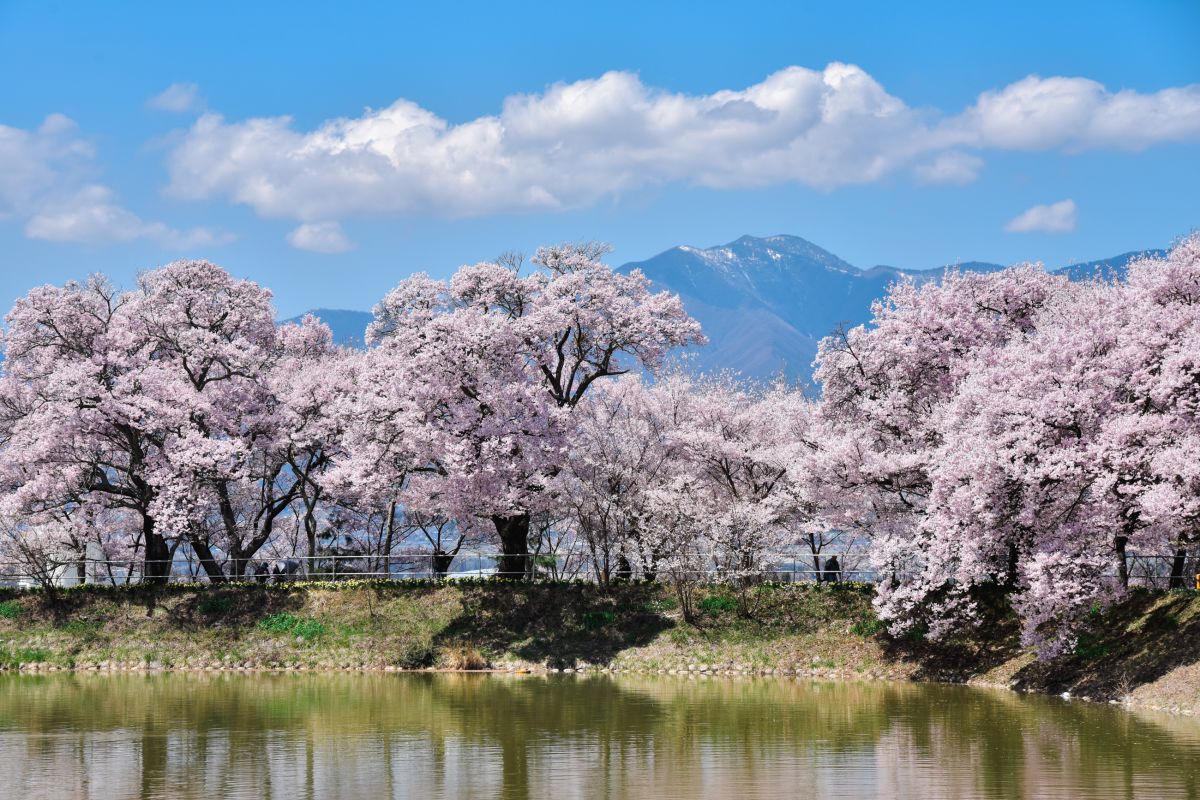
[
  {"xmin": 958, "ymin": 75, "xmax": 1200, "ymax": 151},
  {"xmin": 287, "ymin": 221, "xmax": 353, "ymax": 253},
  {"xmin": 148, "ymin": 82, "xmax": 203, "ymax": 113},
  {"xmin": 161, "ymin": 65, "xmax": 1200, "ymax": 224},
  {"xmin": 1004, "ymin": 199, "xmax": 1078, "ymax": 234}
]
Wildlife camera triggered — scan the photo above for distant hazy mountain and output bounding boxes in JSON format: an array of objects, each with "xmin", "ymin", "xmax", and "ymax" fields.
[
  {"xmin": 1056, "ymin": 250, "xmax": 1166, "ymax": 281},
  {"xmin": 621, "ymin": 235, "xmax": 1016, "ymax": 385},
  {"xmin": 620, "ymin": 235, "xmax": 1163, "ymax": 385},
  {"xmin": 285, "ymin": 236, "xmax": 1161, "ymax": 385}
]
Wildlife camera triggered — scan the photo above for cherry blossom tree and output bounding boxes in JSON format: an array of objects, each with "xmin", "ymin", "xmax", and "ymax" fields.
[
  {"xmin": 361, "ymin": 243, "xmax": 703, "ymax": 576},
  {"xmin": 924, "ymin": 279, "xmax": 1133, "ymax": 652},
  {"xmin": 0, "ymin": 262, "xmax": 337, "ymax": 582},
  {"xmin": 814, "ymin": 238, "xmax": 1200, "ymax": 656},
  {"xmin": 127, "ymin": 261, "xmax": 299, "ymax": 579},
  {"xmin": 673, "ymin": 377, "xmax": 820, "ymax": 584},
  {"xmin": 814, "ymin": 266, "xmax": 1070, "ymax": 640},
  {"xmin": 0, "ymin": 274, "xmax": 179, "ymax": 581},
  {"xmin": 270, "ymin": 316, "xmax": 349, "ymax": 571},
  {"xmin": 583, "ymin": 372, "xmax": 825, "ymax": 603},
  {"xmin": 565, "ymin": 372, "xmax": 691, "ymax": 581},
  {"xmin": 1105, "ymin": 235, "xmax": 1200, "ymax": 589}
]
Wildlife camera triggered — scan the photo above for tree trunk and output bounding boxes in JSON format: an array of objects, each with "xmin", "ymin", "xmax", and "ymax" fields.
[
  {"xmin": 230, "ymin": 551, "xmax": 251, "ymax": 579},
  {"xmin": 640, "ymin": 546, "xmax": 659, "ymax": 583},
  {"xmin": 1114, "ymin": 535, "xmax": 1129, "ymax": 590},
  {"xmin": 1004, "ymin": 542, "xmax": 1019, "ymax": 591},
  {"xmin": 189, "ymin": 537, "xmax": 227, "ymax": 583},
  {"xmin": 304, "ymin": 497, "xmax": 320, "ymax": 578},
  {"xmin": 492, "ymin": 514, "xmax": 531, "ymax": 579},
  {"xmin": 1169, "ymin": 548, "xmax": 1188, "ymax": 589},
  {"xmin": 382, "ymin": 500, "xmax": 396, "ymax": 579},
  {"xmin": 433, "ymin": 551, "xmax": 456, "ymax": 577},
  {"xmin": 614, "ymin": 553, "xmax": 632, "ymax": 582},
  {"xmin": 142, "ymin": 516, "xmax": 172, "ymax": 584}
]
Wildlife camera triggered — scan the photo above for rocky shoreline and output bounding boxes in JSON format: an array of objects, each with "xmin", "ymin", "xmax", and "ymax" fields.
[{"xmin": 1, "ymin": 581, "xmax": 1196, "ymax": 717}]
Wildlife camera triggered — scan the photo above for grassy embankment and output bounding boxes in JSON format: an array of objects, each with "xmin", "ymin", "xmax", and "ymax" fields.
[{"xmin": 0, "ymin": 579, "xmax": 1196, "ymax": 714}]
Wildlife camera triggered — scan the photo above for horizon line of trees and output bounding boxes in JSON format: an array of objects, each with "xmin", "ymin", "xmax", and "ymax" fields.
[{"xmin": 1, "ymin": 235, "xmax": 1198, "ymax": 657}]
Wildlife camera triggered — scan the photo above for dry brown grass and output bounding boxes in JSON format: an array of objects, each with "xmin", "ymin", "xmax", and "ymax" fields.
[{"xmin": 445, "ymin": 645, "xmax": 488, "ymax": 670}]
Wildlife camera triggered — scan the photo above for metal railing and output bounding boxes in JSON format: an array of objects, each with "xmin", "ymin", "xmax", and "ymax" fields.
[
  {"xmin": 0, "ymin": 551, "xmax": 1194, "ymax": 590},
  {"xmin": 0, "ymin": 550, "xmax": 872, "ymax": 587}
]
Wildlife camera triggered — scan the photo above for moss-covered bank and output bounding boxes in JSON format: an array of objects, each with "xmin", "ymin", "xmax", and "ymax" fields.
[{"xmin": 0, "ymin": 580, "xmax": 1197, "ymax": 715}]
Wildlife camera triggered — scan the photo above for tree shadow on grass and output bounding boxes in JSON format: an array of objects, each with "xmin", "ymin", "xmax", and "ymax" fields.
[
  {"xmin": 167, "ymin": 585, "xmax": 311, "ymax": 633},
  {"xmin": 1010, "ymin": 590, "xmax": 1200, "ymax": 700},
  {"xmin": 880, "ymin": 627, "xmax": 1025, "ymax": 683},
  {"xmin": 431, "ymin": 582, "xmax": 674, "ymax": 668},
  {"xmin": 27, "ymin": 585, "xmax": 312, "ymax": 633},
  {"xmin": 876, "ymin": 586, "xmax": 1025, "ymax": 683}
]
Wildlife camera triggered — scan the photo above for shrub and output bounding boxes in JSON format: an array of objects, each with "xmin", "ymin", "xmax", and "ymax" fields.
[
  {"xmin": 699, "ymin": 595, "xmax": 737, "ymax": 614},
  {"xmin": 390, "ymin": 640, "xmax": 436, "ymax": 669},
  {"xmin": 0, "ymin": 600, "xmax": 21, "ymax": 620},
  {"xmin": 582, "ymin": 610, "xmax": 616, "ymax": 629},
  {"xmin": 445, "ymin": 645, "xmax": 488, "ymax": 670},
  {"xmin": 850, "ymin": 615, "xmax": 886, "ymax": 637},
  {"xmin": 1073, "ymin": 633, "xmax": 1109, "ymax": 661}
]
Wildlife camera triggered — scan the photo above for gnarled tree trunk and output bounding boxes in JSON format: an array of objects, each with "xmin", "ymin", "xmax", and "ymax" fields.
[
  {"xmin": 432, "ymin": 551, "xmax": 456, "ymax": 577},
  {"xmin": 1169, "ymin": 548, "xmax": 1188, "ymax": 589},
  {"xmin": 189, "ymin": 536, "xmax": 227, "ymax": 583},
  {"xmin": 1114, "ymin": 535, "xmax": 1129, "ymax": 590},
  {"xmin": 142, "ymin": 515, "xmax": 172, "ymax": 585},
  {"xmin": 492, "ymin": 513, "xmax": 531, "ymax": 579}
]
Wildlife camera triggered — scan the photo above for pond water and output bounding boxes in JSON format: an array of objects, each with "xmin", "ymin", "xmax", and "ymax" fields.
[{"xmin": 0, "ymin": 673, "xmax": 1197, "ymax": 799}]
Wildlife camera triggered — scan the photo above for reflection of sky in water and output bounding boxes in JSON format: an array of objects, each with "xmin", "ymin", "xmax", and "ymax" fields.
[{"xmin": 0, "ymin": 674, "xmax": 1197, "ymax": 800}]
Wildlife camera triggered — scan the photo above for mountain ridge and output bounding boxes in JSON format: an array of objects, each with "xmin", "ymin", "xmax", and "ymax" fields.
[{"xmin": 284, "ymin": 235, "xmax": 1164, "ymax": 383}]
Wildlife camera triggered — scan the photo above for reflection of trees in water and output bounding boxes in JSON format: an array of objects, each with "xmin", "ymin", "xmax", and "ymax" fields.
[{"xmin": 0, "ymin": 674, "xmax": 1197, "ymax": 799}]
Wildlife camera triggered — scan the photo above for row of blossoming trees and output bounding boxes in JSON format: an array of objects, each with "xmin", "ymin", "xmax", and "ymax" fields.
[{"xmin": 1, "ymin": 237, "xmax": 1198, "ymax": 655}]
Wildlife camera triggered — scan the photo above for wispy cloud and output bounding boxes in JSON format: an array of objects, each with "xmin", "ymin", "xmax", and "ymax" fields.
[
  {"xmin": 1004, "ymin": 199, "xmax": 1078, "ymax": 234},
  {"xmin": 162, "ymin": 64, "xmax": 1200, "ymax": 226},
  {"xmin": 912, "ymin": 152, "xmax": 984, "ymax": 185},
  {"xmin": 286, "ymin": 221, "xmax": 353, "ymax": 253},
  {"xmin": 148, "ymin": 82, "xmax": 203, "ymax": 113},
  {"xmin": 0, "ymin": 114, "xmax": 228, "ymax": 248},
  {"xmin": 25, "ymin": 185, "xmax": 228, "ymax": 247}
]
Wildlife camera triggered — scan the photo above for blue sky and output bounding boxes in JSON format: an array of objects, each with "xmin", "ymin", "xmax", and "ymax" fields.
[{"xmin": 0, "ymin": 0, "xmax": 1197, "ymax": 317}]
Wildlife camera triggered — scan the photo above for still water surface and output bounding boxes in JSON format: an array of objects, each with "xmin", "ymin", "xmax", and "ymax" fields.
[{"xmin": 0, "ymin": 673, "xmax": 1197, "ymax": 799}]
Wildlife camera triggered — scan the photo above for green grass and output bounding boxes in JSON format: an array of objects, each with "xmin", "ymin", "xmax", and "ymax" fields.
[
  {"xmin": 642, "ymin": 597, "xmax": 678, "ymax": 613},
  {"xmin": 1073, "ymin": 632, "xmax": 1110, "ymax": 661},
  {"xmin": 198, "ymin": 595, "xmax": 234, "ymax": 615},
  {"xmin": 851, "ymin": 615, "xmax": 886, "ymax": 637},
  {"xmin": 699, "ymin": 595, "xmax": 737, "ymax": 614},
  {"xmin": 258, "ymin": 612, "xmax": 326, "ymax": 639},
  {"xmin": 0, "ymin": 647, "xmax": 49, "ymax": 668},
  {"xmin": 0, "ymin": 579, "xmax": 1190, "ymax": 717}
]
